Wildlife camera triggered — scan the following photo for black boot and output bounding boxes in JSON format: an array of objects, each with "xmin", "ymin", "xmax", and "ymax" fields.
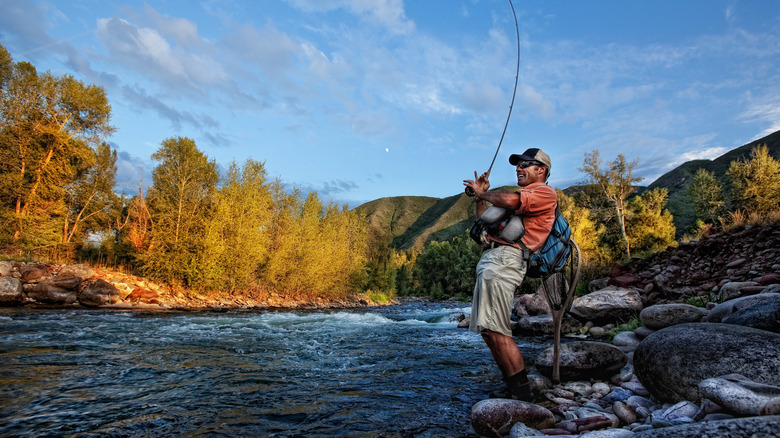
[{"xmin": 505, "ymin": 370, "xmax": 533, "ymax": 402}]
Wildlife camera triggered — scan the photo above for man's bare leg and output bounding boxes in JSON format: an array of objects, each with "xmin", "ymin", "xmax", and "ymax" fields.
[{"xmin": 481, "ymin": 329, "xmax": 533, "ymax": 401}]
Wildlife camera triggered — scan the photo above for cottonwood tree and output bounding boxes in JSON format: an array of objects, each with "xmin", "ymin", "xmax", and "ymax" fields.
[
  {"xmin": 141, "ymin": 137, "xmax": 218, "ymax": 285},
  {"xmin": 726, "ymin": 145, "xmax": 780, "ymax": 216},
  {"xmin": 0, "ymin": 45, "xmax": 114, "ymax": 247},
  {"xmin": 557, "ymin": 190, "xmax": 607, "ymax": 268},
  {"xmin": 62, "ymin": 142, "xmax": 119, "ymax": 244},
  {"xmin": 199, "ymin": 159, "xmax": 276, "ymax": 291},
  {"xmin": 626, "ymin": 188, "xmax": 676, "ymax": 255},
  {"xmin": 688, "ymin": 168, "xmax": 725, "ymax": 225},
  {"xmin": 580, "ymin": 151, "xmax": 643, "ymax": 259}
]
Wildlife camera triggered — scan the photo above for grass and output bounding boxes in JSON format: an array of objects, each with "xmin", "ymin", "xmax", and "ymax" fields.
[{"xmin": 606, "ymin": 315, "xmax": 642, "ymax": 342}]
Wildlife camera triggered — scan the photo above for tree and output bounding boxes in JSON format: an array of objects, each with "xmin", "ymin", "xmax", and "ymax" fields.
[
  {"xmin": 580, "ymin": 151, "xmax": 643, "ymax": 259},
  {"xmin": 557, "ymin": 190, "xmax": 607, "ymax": 268},
  {"xmin": 0, "ymin": 46, "xmax": 114, "ymax": 247},
  {"xmin": 414, "ymin": 233, "xmax": 481, "ymax": 298},
  {"xmin": 140, "ymin": 137, "xmax": 218, "ymax": 285},
  {"xmin": 688, "ymin": 168, "xmax": 725, "ymax": 225},
  {"xmin": 726, "ymin": 144, "xmax": 780, "ymax": 216},
  {"xmin": 62, "ymin": 142, "xmax": 119, "ymax": 244},
  {"xmin": 626, "ymin": 188, "xmax": 676, "ymax": 255},
  {"xmin": 199, "ymin": 159, "xmax": 275, "ymax": 290}
]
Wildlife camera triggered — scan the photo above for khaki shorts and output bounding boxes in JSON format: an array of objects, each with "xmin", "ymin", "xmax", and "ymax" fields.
[{"xmin": 469, "ymin": 245, "xmax": 527, "ymax": 337}]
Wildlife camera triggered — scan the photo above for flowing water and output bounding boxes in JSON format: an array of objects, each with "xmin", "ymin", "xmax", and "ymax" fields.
[{"xmin": 0, "ymin": 302, "xmax": 552, "ymax": 437}]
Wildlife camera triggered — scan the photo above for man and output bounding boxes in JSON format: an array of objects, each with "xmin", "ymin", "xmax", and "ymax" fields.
[{"xmin": 462, "ymin": 148, "xmax": 557, "ymax": 401}]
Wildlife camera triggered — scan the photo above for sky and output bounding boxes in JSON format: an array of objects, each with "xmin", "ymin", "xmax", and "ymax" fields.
[{"xmin": 2, "ymin": 0, "xmax": 779, "ymax": 208}]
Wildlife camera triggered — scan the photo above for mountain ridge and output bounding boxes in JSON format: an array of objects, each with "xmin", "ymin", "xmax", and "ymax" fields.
[{"xmin": 356, "ymin": 130, "xmax": 780, "ymax": 251}]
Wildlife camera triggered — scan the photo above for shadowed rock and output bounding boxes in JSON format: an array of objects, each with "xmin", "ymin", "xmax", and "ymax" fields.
[
  {"xmin": 633, "ymin": 415, "xmax": 780, "ymax": 438},
  {"xmin": 471, "ymin": 399, "xmax": 554, "ymax": 436},
  {"xmin": 536, "ymin": 341, "xmax": 627, "ymax": 382},
  {"xmin": 634, "ymin": 323, "xmax": 780, "ymax": 403}
]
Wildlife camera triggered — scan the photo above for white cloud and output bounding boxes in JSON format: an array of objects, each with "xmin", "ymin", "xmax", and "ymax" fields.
[{"xmin": 286, "ymin": 0, "xmax": 414, "ymax": 35}]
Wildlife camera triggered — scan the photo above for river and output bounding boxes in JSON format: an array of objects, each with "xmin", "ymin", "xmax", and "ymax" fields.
[{"xmin": 0, "ymin": 302, "xmax": 552, "ymax": 437}]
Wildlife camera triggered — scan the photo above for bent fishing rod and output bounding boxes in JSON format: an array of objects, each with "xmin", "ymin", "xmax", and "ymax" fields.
[{"xmin": 465, "ymin": 0, "xmax": 521, "ymax": 197}]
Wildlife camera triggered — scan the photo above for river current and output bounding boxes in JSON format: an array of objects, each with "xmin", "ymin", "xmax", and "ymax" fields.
[{"xmin": 0, "ymin": 302, "xmax": 551, "ymax": 437}]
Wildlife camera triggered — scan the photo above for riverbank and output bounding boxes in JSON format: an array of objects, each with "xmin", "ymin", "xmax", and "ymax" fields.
[{"xmin": 0, "ymin": 260, "xmax": 393, "ymax": 311}]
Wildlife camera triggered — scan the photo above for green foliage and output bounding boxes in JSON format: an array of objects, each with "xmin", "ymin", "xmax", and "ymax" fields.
[
  {"xmin": 688, "ymin": 168, "xmax": 725, "ymax": 225},
  {"xmin": 580, "ymin": 151, "xmax": 644, "ymax": 259},
  {"xmin": 0, "ymin": 47, "xmax": 114, "ymax": 249},
  {"xmin": 626, "ymin": 188, "xmax": 676, "ymax": 254},
  {"xmin": 139, "ymin": 137, "xmax": 219, "ymax": 285},
  {"xmin": 198, "ymin": 159, "xmax": 275, "ymax": 290},
  {"xmin": 606, "ymin": 315, "xmax": 642, "ymax": 342},
  {"xmin": 414, "ymin": 233, "xmax": 481, "ymax": 299},
  {"xmin": 727, "ymin": 144, "xmax": 780, "ymax": 215},
  {"xmin": 63, "ymin": 142, "xmax": 120, "ymax": 245}
]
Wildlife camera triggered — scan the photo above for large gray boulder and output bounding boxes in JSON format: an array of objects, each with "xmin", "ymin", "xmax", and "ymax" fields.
[
  {"xmin": 0, "ymin": 277, "xmax": 24, "ymax": 306},
  {"xmin": 704, "ymin": 293, "xmax": 780, "ymax": 323},
  {"xmin": 471, "ymin": 399, "xmax": 554, "ymax": 436},
  {"xmin": 639, "ymin": 303, "xmax": 704, "ymax": 330},
  {"xmin": 722, "ymin": 299, "xmax": 780, "ymax": 333},
  {"xmin": 569, "ymin": 287, "xmax": 643, "ymax": 323},
  {"xmin": 634, "ymin": 323, "xmax": 780, "ymax": 403},
  {"xmin": 536, "ymin": 341, "xmax": 628, "ymax": 382},
  {"xmin": 633, "ymin": 415, "xmax": 780, "ymax": 438}
]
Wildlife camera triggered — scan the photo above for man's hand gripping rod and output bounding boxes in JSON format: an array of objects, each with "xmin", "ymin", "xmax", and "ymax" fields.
[{"xmin": 465, "ymin": 0, "xmax": 520, "ymax": 197}]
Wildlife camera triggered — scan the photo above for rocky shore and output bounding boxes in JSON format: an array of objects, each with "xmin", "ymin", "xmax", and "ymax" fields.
[
  {"xmin": 0, "ymin": 261, "xmax": 383, "ymax": 310},
  {"xmin": 464, "ymin": 224, "xmax": 780, "ymax": 437}
]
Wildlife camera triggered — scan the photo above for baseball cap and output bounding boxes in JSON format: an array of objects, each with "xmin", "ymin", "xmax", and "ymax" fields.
[{"xmin": 509, "ymin": 148, "xmax": 552, "ymax": 171}]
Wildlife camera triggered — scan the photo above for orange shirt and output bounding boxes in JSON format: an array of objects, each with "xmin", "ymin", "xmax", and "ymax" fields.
[{"xmin": 514, "ymin": 182, "xmax": 557, "ymax": 251}]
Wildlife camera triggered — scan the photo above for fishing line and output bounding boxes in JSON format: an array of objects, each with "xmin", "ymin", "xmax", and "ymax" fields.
[{"xmin": 465, "ymin": 0, "xmax": 521, "ymax": 196}]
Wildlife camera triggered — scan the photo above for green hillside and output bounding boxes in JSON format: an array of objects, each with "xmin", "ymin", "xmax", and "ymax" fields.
[
  {"xmin": 646, "ymin": 129, "xmax": 780, "ymax": 234},
  {"xmin": 356, "ymin": 130, "xmax": 780, "ymax": 250}
]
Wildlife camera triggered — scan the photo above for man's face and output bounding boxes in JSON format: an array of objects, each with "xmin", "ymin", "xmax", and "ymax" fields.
[{"xmin": 516, "ymin": 161, "xmax": 547, "ymax": 186}]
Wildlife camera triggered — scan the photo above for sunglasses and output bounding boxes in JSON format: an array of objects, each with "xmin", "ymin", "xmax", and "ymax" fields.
[{"xmin": 516, "ymin": 161, "xmax": 542, "ymax": 168}]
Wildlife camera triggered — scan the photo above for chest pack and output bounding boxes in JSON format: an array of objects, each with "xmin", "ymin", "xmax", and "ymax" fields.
[{"xmin": 469, "ymin": 205, "xmax": 573, "ymax": 279}]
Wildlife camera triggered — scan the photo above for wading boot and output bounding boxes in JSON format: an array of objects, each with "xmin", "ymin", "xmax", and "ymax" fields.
[{"xmin": 506, "ymin": 370, "xmax": 533, "ymax": 402}]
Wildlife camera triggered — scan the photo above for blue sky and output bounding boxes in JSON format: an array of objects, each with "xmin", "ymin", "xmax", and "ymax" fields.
[{"xmin": 2, "ymin": 0, "xmax": 779, "ymax": 207}]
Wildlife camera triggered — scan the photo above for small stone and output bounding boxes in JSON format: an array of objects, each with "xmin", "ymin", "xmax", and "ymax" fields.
[{"xmin": 612, "ymin": 401, "xmax": 637, "ymax": 425}]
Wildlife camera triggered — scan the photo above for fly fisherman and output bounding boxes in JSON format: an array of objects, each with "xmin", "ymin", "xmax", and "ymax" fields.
[{"xmin": 462, "ymin": 148, "xmax": 557, "ymax": 401}]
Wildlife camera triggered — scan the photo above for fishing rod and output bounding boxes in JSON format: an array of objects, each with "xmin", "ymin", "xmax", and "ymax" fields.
[{"xmin": 465, "ymin": 0, "xmax": 521, "ymax": 197}]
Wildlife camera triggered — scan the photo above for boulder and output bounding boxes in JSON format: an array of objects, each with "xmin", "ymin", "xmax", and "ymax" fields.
[
  {"xmin": 639, "ymin": 303, "xmax": 705, "ymax": 330},
  {"xmin": 19, "ymin": 263, "xmax": 52, "ymax": 283},
  {"xmin": 703, "ymin": 293, "xmax": 780, "ymax": 323},
  {"xmin": 514, "ymin": 314, "xmax": 581, "ymax": 335},
  {"xmin": 536, "ymin": 341, "xmax": 628, "ymax": 382},
  {"xmin": 569, "ymin": 287, "xmax": 643, "ymax": 323},
  {"xmin": 633, "ymin": 415, "xmax": 780, "ymax": 438},
  {"xmin": 699, "ymin": 374, "xmax": 780, "ymax": 416},
  {"xmin": 0, "ymin": 277, "xmax": 24, "ymax": 306},
  {"xmin": 526, "ymin": 291, "xmax": 551, "ymax": 315},
  {"xmin": 471, "ymin": 399, "xmax": 555, "ymax": 436},
  {"xmin": 633, "ymin": 323, "xmax": 780, "ymax": 403},
  {"xmin": 125, "ymin": 287, "xmax": 161, "ymax": 304},
  {"xmin": 718, "ymin": 281, "xmax": 759, "ymax": 301},
  {"xmin": 26, "ymin": 275, "xmax": 82, "ymax": 304},
  {"xmin": 77, "ymin": 279, "xmax": 121, "ymax": 307},
  {"xmin": 0, "ymin": 261, "xmax": 12, "ymax": 277},
  {"xmin": 722, "ymin": 299, "xmax": 780, "ymax": 333},
  {"xmin": 58, "ymin": 264, "xmax": 95, "ymax": 280}
]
